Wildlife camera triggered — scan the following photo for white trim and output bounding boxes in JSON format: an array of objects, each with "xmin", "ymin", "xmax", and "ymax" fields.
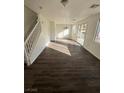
[{"xmin": 94, "ymin": 19, "xmax": 100, "ymax": 43}]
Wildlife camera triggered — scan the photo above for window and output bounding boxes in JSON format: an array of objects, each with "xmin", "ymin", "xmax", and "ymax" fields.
[
  {"xmin": 58, "ymin": 28, "xmax": 69, "ymax": 38},
  {"xmin": 80, "ymin": 23, "xmax": 87, "ymax": 33},
  {"xmin": 77, "ymin": 23, "xmax": 87, "ymax": 45},
  {"xmin": 63, "ymin": 28, "xmax": 69, "ymax": 36},
  {"xmin": 72, "ymin": 25, "xmax": 77, "ymax": 34},
  {"xmin": 95, "ymin": 21, "xmax": 100, "ymax": 43}
]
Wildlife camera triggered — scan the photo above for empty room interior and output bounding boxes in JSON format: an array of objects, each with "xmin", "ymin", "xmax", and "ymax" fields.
[{"xmin": 24, "ymin": 0, "xmax": 100, "ymax": 93}]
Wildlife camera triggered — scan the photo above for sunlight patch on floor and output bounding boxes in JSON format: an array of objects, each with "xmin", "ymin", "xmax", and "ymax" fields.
[
  {"xmin": 56, "ymin": 39, "xmax": 80, "ymax": 46},
  {"xmin": 48, "ymin": 42, "xmax": 71, "ymax": 56}
]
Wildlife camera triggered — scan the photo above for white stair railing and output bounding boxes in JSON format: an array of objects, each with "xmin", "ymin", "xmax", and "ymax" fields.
[{"xmin": 24, "ymin": 21, "xmax": 41, "ymax": 66}]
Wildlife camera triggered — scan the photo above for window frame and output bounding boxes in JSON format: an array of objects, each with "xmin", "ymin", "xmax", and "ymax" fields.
[{"xmin": 94, "ymin": 20, "xmax": 100, "ymax": 43}]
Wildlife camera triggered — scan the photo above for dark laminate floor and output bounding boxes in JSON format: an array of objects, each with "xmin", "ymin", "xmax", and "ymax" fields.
[{"xmin": 25, "ymin": 39, "xmax": 100, "ymax": 93}]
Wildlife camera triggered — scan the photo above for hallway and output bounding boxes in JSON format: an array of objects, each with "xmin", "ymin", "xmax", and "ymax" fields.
[{"xmin": 25, "ymin": 39, "xmax": 100, "ymax": 93}]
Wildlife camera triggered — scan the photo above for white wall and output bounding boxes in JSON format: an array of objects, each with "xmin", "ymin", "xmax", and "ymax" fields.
[
  {"xmin": 24, "ymin": 6, "xmax": 37, "ymax": 39},
  {"xmin": 56, "ymin": 24, "xmax": 71, "ymax": 39},
  {"xmin": 71, "ymin": 24, "xmax": 78, "ymax": 41},
  {"xmin": 30, "ymin": 14, "xmax": 50, "ymax": 64},
  {"xmin": 50, "ymin": 21, "xmax": 56, "ymax": 41},
  {"xmin": 77, "ymin": 13, "xmax": 100, "ymax": 59},
  {"xmin": 29, "ymin": 13, "xmax": 100, "ymax": 64}
]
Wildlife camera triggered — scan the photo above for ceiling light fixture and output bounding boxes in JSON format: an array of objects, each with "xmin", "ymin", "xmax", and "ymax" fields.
[
  {"xmin": 72, "ymin": 19, "xmax": 76, "ymax": 21},
  {"xmin": 39, "ymin": 6, "xmax": 43, "ymax": 10},
  {"xmin": 61, "ymin": 0, "xmax": 69, "ymax": 7},
  {"xmin": 90, "ymin": 4, "xmax": 99, "ymax": 8},
  {"xmin": 61, "ymin": 0, "xmax": 69, "ymax": 29}
]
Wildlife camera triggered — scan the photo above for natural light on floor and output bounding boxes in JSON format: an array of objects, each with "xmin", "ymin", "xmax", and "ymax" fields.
[
  {"xmin": 57, "ymin": 39, "xmax": 80, "ymax": 46},
  {"xmin": 47, "ymin": 42, "xmax": 71, "ymax": 56}
]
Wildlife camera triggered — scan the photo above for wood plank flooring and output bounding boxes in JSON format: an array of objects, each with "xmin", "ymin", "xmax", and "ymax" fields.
[{"xmin": 25, "ymin": 39, "xmax": 100, "ymax": 93}]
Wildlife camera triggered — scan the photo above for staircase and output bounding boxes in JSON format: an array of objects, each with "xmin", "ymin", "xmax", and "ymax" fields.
[{"xmin": 24, "ymin": 20, "xmax": 41, "ymax": 66}]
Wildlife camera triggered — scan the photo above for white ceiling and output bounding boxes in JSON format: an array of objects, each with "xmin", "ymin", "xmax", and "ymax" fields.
[{"xmin": 24, "ymin": 0, "xmax": 100, "ymax": 24}]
